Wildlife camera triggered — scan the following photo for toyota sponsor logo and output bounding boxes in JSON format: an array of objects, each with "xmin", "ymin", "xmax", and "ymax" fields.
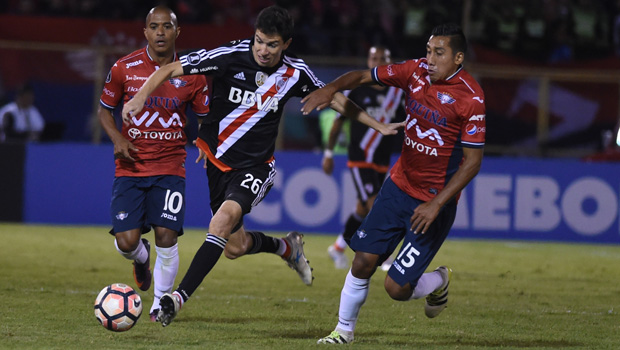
[
  {"xmin": 127, "ymin": 128, "xmax": 183, "ymax": 140},
  {"xmin": 128, "ymin": 128, "xmax": 142, "ymax": 139}
]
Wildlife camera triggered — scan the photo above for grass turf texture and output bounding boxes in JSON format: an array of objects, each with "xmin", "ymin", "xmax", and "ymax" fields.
[{"xmin": 0, "ymin": 223, "xmax": 619, "ymax": 349}]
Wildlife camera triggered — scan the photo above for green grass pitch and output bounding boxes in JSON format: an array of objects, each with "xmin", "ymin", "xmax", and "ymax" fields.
[{"xmin": 1, "ymin": 223, "xmax": 619, "ymax": 349}]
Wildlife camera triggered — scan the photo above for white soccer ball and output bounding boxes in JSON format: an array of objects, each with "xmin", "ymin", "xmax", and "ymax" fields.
[{"xmin": 94, "ymin": 283, "xmax": 142, "ymax": 332}]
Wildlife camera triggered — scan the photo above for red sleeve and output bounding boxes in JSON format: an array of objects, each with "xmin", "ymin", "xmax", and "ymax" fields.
[
  {"xmin": 372, "ymin": 59, "xmax": 419, "ymax": 91},
  {"xmin": 100, "ymin": 62, "xmax": 124, "ymax": 109},
  {"xmin": 459, "ymin": 96, "xmax": 486, "ymax": 148}
]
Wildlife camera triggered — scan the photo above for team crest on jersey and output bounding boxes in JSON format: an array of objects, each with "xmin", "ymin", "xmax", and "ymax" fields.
[
  {"xmin": 255, "ymin": 72, "xmax": 267, "ymax": 87},
  {"xmin": 275, "ymin": 77, "xmax": 288, "ymax": 92},
  {"xmin": 169, "ymin": 78, "xmax": 187, "ymax": 88},
  {"xmin": 437, "ymin": 92, "xmax": 456, "ymax": 104}
]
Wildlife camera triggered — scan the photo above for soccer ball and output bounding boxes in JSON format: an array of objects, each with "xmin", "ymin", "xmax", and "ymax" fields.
[{"xmin": 94, "ymin": 283, "xmax": 142, "ymax": 331}]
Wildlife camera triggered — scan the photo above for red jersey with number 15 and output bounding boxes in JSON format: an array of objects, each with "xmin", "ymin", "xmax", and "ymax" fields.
[
  {"xmin": 100, "ymin": 47, "xmax": 210, "ymax": 178},
  {"xmin": 372, "ymin": 58, "xmax": 485, "ymax": 202}
]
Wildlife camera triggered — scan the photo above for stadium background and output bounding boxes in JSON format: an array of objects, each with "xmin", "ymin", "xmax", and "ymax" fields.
[{"xmin": 1, "ymin": 0, "xmax": 620, "ymax": 244}]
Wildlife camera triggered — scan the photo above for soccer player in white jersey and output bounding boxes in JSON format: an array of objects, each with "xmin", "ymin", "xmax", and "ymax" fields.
[{"xmin": 122, "ymin": 5, "xmax": 404, "ymax": 327}]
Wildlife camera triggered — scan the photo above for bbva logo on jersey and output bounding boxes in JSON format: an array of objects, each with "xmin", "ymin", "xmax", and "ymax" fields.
[{"xmin": 228, "ymin": 87, "xmax": 279, "ymax": 112}]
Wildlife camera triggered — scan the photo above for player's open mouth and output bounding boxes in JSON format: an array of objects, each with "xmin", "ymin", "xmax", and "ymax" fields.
[{"xmin": 156, "ymin": 40, "xmax": 166, "ymax": 47}]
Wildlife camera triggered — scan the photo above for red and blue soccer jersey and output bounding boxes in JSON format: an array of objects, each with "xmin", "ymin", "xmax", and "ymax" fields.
[
  {"xmin": 179, "ymin": 39, "xmax": 325, "ymax": 171},
  {"xmin": 100, "ymin": 47, "xmax": 210, "ymax": 178},
  {"xmin": 372, "ymin": 58, "xmax": 486, "ymax": 202}
]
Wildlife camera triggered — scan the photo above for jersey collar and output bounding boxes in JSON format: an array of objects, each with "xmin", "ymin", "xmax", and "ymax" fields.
[
  {"xmin": 145, "ymin": 45, "xmax": 178, "ymax": 65},
  {"xmin": 444, "ymin": 64, "xmax": 463, "ymax": 82}
]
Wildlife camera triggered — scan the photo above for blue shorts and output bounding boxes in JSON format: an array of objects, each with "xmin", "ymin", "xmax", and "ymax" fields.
[
  {"xmin": 350, "ymin": 176, "xmax": 456, "ymax": 287},
  {"xmin": 110, "ymin": 175, "xmax": 186, "ymax": 236}
]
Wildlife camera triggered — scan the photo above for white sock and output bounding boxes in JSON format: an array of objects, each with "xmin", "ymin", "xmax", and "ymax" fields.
[
  {"xmin": 336, "ymin": 269, "xmax": 369, "ymax": 335},
  {"xmin": 150, "ymin": 297, "xmax": 161, "ymax": 314},
  {"xmin": 275, "ymin": 238, "xmax": 287, "ymax": 256},
  {"xmin": 334, "ymin": 234, "xmax": 348, "ymax": 250},
  {"xmin": 152, "ymin": 244, "xmax": 179, "ymax": 312},
  {"xmin": 410, "ymin": 270, "xmax": 443, "ymax": 300},
  {"xmin": 114, "ymin": 238, "xmax": 148, "ymax": 264}
]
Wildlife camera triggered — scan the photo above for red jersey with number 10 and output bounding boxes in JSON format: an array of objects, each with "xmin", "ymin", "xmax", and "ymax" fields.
[
  {"xmin": 372, "ymin": 58, "xmax": 486, "ymax": 202},
  {"xmin": 100, "ymin": 47, "xmax": 210, "ymax": 178}
]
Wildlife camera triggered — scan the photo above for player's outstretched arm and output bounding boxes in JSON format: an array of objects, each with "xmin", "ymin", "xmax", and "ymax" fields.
[
  {"xmin": 330, "ymin": 92, "xmax": 404, "ymax": 136},
  {"xmin": 301, "ymin": 69, "xmax": 374, "ymax": 114},
  {"xmin": 121, "ymin": 61, "xmax": 184, "ymax": 125}
]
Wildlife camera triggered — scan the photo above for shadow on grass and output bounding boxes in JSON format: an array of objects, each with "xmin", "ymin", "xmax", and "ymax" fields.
[
  {"xmin": 262, "ymin": 327, "xmax": 582, "ymax": 348},
  {"xmin": 178, "ymin": 315, "xmax": 271, "ymax": 324},
  {"xmin": 359, "ymin": 330, "xmax": 583, "ymax": 348}
]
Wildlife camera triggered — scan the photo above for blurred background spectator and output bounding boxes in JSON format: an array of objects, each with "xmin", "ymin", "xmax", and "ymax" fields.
[
  {"xmin": 0, "ymin": 82, "xmax": 45, "ymax": 143},
  {"xmin": 3, "ymin": 0, "xmax": 620, "ymax": 60},
  {"xmin": 2, "ymin": 0, "xmax": 620, "ymax": 158}
]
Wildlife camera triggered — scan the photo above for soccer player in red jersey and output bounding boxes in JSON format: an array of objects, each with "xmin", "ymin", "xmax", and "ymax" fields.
[
  {"xmin": 303, "ymin": 24, "xmax": 486, "ymax": 344},
  {"xmin": 323, "ymin": 46, "xmax": 406, "ymax": 270},
  {"xmin": 98, "ymin": 6, "xmax": 209, "ymax": 322},
  {"xmin": 122, "ymin": 5, "xmax": 403, "ymax": 327}
]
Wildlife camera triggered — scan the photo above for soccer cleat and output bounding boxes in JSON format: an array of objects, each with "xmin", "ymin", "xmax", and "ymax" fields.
[
  {"xmin": 149, "ymin": 309, "xmax": 159, "ymax": 322},
  {"xmin": 424, "ymin": 266, "xmax": 452, "ymax": 318},
  {"xmin": 133, "ymin": 238, "xmax": 152, "ymax": 291},
  {"xmin": 156, "ymin": 293, "xmax": 181, "ymax": 327},
  {"xmin": 328, "ymin": 244, "xmax": 349, "ymax": 269},
  {"xmin": 283, "ymin": 231, "xmax": 314, "ymax": 286},
  {"xmin": 317, "ymin": 330, "xmax": 353, "ymax": 344}
]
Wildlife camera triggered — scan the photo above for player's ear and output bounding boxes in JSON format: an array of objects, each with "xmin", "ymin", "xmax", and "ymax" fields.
[
  {"xmin": 454, "ymin": 51, "xmax": 464, "ymax": 65},
  {"xmin": 176, "ymin": 26, "xmax": 181, "ymax": 39},
  {"xmin": 282, "ymin": 38, "xmax": 292, "ymax": 51}
]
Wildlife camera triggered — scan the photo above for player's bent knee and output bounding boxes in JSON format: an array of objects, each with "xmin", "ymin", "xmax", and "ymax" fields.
[
  {"xmin": 154, "ymin": 229, "xmax": 178, "ymax": 248},
  {"xmin": 384, "ymin": 276, "xmax": 412, "ymax": 301},
  {"xmin": 115, "ymin": 235, "xmax": 139, "ymax": 252},
  {"xmin": 351, "ymin": 253, "xmax": 379, "ymax": 279}
]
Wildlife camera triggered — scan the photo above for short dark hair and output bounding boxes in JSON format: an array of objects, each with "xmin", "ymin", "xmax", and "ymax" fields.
[
  {"xmin": 146, "ymin": 5, "xmax": 178, "ymax": 28},
  {"xmin": 255, "ymin": 6, "xmax": 294, "ymax": 42},
  {"xmin": 431, "ymin": 23, "xmax": 467, "ymax": 55}
]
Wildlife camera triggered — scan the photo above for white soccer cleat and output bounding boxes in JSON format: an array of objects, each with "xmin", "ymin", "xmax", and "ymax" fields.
[
  {"xmin": 283, "ymin": 231, "xmax": 314, "ymax": 286},
  {"xmin": 424, "ymin": 266, "xmax": 452, "ymax": 318},
  {"xmin": 328, "ymin": 244, "xmax": 349, "ymax": 269},
  {"xmin": 156, "ymin": 292, "xmax": 181, "ymax": 327},
  {"xmin": 317, "ymin": 330, "xmax": 353, "ymax": 344}
]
